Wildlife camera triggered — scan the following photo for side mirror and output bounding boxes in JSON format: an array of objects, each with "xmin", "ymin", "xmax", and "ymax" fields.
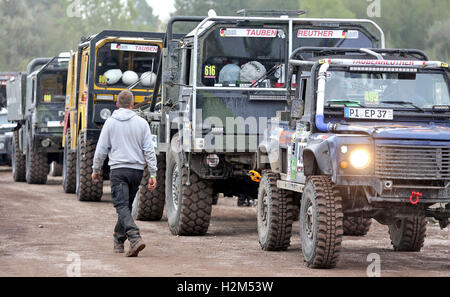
[
  {"xmin": 162, "ymin": 40, "xmax": 181, "ymax": 86},
  {"xmin": 290, "ymin": 98, "xmax": 304, "ymax": 119}
]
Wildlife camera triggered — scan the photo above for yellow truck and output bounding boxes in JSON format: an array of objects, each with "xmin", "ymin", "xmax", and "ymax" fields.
[{"xmin": 62, "ymin": 30, "xmax": 164, "ymax": 201}]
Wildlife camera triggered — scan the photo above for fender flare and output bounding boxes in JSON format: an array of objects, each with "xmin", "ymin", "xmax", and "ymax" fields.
[
  {"xmin": 257, "ymin": 140, "xmax": 281, "ymax": 172},
  {"xmin": 303, "ymin": 140, "xmax": 333, "ymax": 176}
]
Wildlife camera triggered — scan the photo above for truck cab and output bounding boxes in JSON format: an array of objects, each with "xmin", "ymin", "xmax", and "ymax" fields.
[
  {"xmin": 257, "ymin": 47, "xmax": 450, "ymax": 268},
  {"xmin": 8, "ymin": 55, "xmax": 69, "ymax": 184},
  {"xmin": 62, "ymin": 30, "xmax": 165, "ymax": 201}
]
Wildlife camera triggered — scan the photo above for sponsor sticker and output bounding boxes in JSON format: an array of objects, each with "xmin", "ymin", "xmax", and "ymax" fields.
[
  {"xmin": 297, "ymin": 29, "xmax": 359, "ymax": 39},
  {"xmin": 365, "ymin": 91, "xmax": 379, "ymax": 105},
  {"xmin": 110, "ymin": 43, "xmax": 159, "ymax": 53},
  {"xmin": 204, "ymin": 65, "xmax": 216, "ymax": 79},
  {"xmin": 220, "ymin": 28, "xmax": 279, "ymax": 38},
  {"xmin": 47, "ymin": 121, "xmax": 63, "ymax": 127}
]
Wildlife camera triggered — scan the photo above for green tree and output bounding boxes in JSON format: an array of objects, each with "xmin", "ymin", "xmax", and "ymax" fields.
[
  {"xmin": 173, "ymin": 0, "xmax": 301, "ymax": 17},
  {"xmin": 0, "ymin": 0, "xmax": 160, "ymax": 72},
  {"xmin": 426, "ymin": 19, "xmax": 450, "ymax": 62},
  {"xmin": 299, "ymin": 0, "xmax": 355, "ymax": 18},
  {"xmin": 300, "ymin": 0, "xmax": 449, "ymax": 60}
]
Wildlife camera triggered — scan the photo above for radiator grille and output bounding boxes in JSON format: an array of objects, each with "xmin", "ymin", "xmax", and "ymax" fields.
[{"xmin": 375, "ymin": 144, "xmax": 450, "ymax": 180}]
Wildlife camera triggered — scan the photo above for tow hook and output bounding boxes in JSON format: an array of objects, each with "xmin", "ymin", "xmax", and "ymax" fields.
[
  {"xmin": 248, "ymin": 170, "xmax": 261, "ymax": 183},
  {"xmin": 410, "ymin": 191, "xmax": 422, "ymax": 205}
]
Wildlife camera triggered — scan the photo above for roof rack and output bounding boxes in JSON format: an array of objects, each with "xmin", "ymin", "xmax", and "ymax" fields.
[
  {"xmin": 236, "ymin": 9, "xmax": 307, "ymax": 17},
  {"xmin": 290, "ymin": 47, "xmax": 430, "ymax": 61}
]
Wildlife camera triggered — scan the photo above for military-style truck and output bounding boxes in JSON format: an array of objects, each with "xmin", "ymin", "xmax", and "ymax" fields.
[
  {"xmin": 131, "ymin": 12, "xmax": 386, "ymax": 236},
  {"xmin": 0, "ymin": 108, "xmax": 15, "ymax": 165},
  {"xmin": 62, "ymin": 30, "xmax": 165, "ymax": 201},
  {"xmin": 8, "ymin": 55, "xmax": 69, "ymax": 184},
  {"xmin": 0, "ymin": 73, "xmax": 18, "ymax": 165},
  {"xmin": 256, "ymin": 47, "xmax": 450, "ymax": 268},
  {"xmin": 1, "ymin": 72, "xmax": 18, "ymax": 109}
]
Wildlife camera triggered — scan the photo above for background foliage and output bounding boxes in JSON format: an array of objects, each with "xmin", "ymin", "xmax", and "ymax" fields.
[{"xmin": 0, "ymin": 0, "xmax": 448, "ymax": 72}]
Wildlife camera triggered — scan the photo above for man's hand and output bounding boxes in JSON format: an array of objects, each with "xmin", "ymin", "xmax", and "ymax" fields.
[
  {"xmin": 92, "ymin": 173, "xmax": 101, "ymax": 183},
  {"xmin": 148, "ymin": 177, "xmax": 157, "ymax": 191}
]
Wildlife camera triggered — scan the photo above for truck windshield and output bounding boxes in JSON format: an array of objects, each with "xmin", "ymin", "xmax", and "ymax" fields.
[
  {"xmin": 324, "ymin": 70, "xmax": 450, "ymax": 110},
  {"xmin": 200, "ymin": 27, "xmax": 287, "ymax": 88},
  {"xmin": 39, "ymin": 72, "xmax": 67, "ymax": 103},
  {"xmin": 95, "ymin": 42, "xmax": 160, "ymax": 88}
]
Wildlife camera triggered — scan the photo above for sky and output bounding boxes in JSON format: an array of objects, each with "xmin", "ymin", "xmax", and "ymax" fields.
[{"xmin": 147, "ymin": 0, "xmax": 176, "ymax": 20}]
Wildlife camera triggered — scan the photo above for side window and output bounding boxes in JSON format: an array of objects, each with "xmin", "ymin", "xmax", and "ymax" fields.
[
  {"xmin": 435, "ymin": 79, "xmax": 450, "ymax": 105},
  {"xmin": 183, "ymin": 48, "xmax": 192, "ymax": 85},
  {"xmin": 32, "ymin": 79, "xmax": 36, "ymax": 105},
  {"xmin": 84, "ymin": 54, "xmax": 89, "ymax": 87},
  {"xmin": 303, "ymin": 79, "xmax": 312, "ymax": 117}
]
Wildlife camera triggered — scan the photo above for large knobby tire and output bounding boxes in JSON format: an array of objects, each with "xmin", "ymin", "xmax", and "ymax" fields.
[
  {"xmin": 49, "ymin": 162, "xmax": 63, "ymax": 177},
  {"xmin": 165, "ymin": 136, "xmax": 213, "ymax": 236},
  {"xmin": 132, "ymin": 155, "xmax": 166, "ymax": 221},
  {"xmin": 25, "ymin": 141, "xmax": 49, "ymax": 185},
  {"xmin": 76, "ymin": 133, "xmax": 103, "ymax": 201},
  {"xmin": 388, "ymin": 216, "xmax": 427, "ymax": 252},
  {"xmin": 257, "ymin": 170, "xmax": 295, "ymax": 251},
  {"xmin": 12, "ymin": 131, "xmax": 26, "ymax": 182},
  {"xmin": 343, "ymin": 216, "xmax": 372, "ymax": 236},
  {"xmin": 62, "ymin": 130, "xmax": 76, "ymax": 193},
  {"xmin": 300, "ymin": 176, "xmax": 344, "ymax": 269}
]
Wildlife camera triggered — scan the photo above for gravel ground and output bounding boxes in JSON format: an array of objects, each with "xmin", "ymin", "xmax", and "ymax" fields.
[{"xmin": 0, "ymin": 166, "xmax": 448, "ymax": 277}]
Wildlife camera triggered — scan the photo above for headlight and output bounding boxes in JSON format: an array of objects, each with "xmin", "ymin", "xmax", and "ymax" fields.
[
  {"xmin": 41, "ymin": 139, "xmax": 51, "ymax": 148},
  {"xmin": 0, "ymin": 142, "xmax": 4, "ymax": 150},
  {"xmin": 100, "ymin": 108, "xmax": 112, "ymax": 120},
  {"xmin": 206, "ymin": 154, "xmax": 220, "ymax": 168},
  {"xmin": 349, "ymin": 149, "xmax": 370, "ymax": 169}
]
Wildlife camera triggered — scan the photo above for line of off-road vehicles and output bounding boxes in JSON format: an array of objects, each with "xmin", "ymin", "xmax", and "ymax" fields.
[{"xmin": 5, "ymin": 10, "xmax": 449, "ymax": 269}]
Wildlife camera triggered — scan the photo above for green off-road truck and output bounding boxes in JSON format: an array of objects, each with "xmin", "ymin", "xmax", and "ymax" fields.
[{"xmin": 7, "ymin": 54, "xmax": 69, "ymax": 184}]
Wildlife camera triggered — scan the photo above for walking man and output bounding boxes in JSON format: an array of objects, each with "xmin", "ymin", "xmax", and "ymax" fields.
[{"xmin": 92, "ymin": 90, "xmax": 157, "ymax": 257}]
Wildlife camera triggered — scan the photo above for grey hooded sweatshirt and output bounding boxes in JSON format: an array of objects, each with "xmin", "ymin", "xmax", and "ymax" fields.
[{"xmin": 92, "ymin": 108, "xmax": 157, "ymax": 176}]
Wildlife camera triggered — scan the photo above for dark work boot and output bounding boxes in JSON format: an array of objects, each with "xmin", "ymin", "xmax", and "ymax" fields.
[
  {"xmin": 114, "ymin": 240, "xmax": 125, "ymax": 254},
  {"xmin": 126, "ymin": 237, "xmax": 146, "ymax": 257}
]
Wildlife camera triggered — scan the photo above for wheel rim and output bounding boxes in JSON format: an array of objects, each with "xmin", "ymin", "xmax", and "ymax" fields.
[
  {"xmin": 76, "ymin": 144, "xmax": 80, "ymax": 194},
  {"xmin": 260, "ymin": 190, "xmax": 269, "ymax": 226},
  {"xmin": 305, "ymin": 201, "xmax": 314, "ymax": 239},
  {"xmin": 171, "ymin": 163, "xmax": 180, "ymax": 210},
  {"xmin": 62, "ymin": 138, "xmax": 68, "ymax": 186},
  {"xmin": 12, "ymin": 139, "xmax": 16, "ymax": 176}
]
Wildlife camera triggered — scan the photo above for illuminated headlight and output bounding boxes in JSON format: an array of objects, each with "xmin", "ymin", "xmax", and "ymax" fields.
[
  {"xmin": 206, "ymin": 154, "xmax": 220, "ymax": 168},
  {"xmin": 41, "ymin": 138, "xmax": 51, "ymax": 148},
  {"xmin": 0, "ymin": 142, "xmax": 4, "ymax": 150},
  {"xmin": 100, "ymin": 108, "xmax": 112, "ymax": 120},
  {"xmin": 349, "ymin": 149, "xmax": 370, "ymax": 169}
]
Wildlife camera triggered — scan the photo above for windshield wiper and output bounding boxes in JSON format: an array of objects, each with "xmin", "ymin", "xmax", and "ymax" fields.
[
  {"xmin": 250, "ymin": 63, "xmax": 282, "ymax": 88},
  {"xmin": 381, "ymin": 100, "xmax": 424, "ymax": 112},
  {"xmin": 432, "ymin": 104, "xmax": 450, "ymax": 112},
  {"xmin": 327, "ymin": 100, "xmax": 366, "ymax": 108},
  {"xmin": 127, "ymin": 58, "xmax": 155, "ymax": 91}
]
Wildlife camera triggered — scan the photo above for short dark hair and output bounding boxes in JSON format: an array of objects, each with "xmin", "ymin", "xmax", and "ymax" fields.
[{"xmin": 117, "ymin": 90, "xmax": 134, "ymax": 108}]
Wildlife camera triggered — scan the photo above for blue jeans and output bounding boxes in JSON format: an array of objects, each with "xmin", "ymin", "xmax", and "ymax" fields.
[{"xmin": 110, "ymin": 168, "xmax": 144, "ymax": 244}]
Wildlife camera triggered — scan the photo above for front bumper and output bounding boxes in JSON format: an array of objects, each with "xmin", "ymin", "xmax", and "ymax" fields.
[
  {"xmin": 32, "ymin": 133, "xmax": 63, "ymax": 152},
  {"xmin": 336, "ymin": 175, "xmax": 450, "ymax": 204}
]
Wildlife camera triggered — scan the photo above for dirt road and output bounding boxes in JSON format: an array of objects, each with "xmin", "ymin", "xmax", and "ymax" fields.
[{"xmin": 0, "ymin": 166, "xmax": 448, "ymax": 277}]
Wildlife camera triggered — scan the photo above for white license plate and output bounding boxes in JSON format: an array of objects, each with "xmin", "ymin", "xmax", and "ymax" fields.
[
  {"xmin": 47, "ymin": 121, "xmax": 63, "ymax": 127},
  {"xmin": 344, "ymin": 107, "xmax": 393, "ymax": 120}
]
